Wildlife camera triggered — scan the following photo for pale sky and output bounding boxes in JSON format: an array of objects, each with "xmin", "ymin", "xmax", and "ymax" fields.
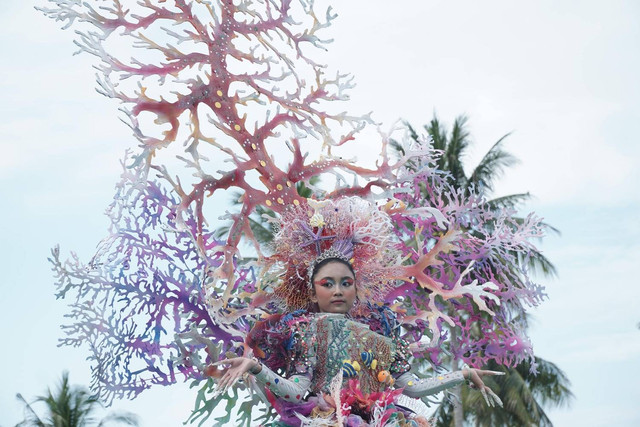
[{"xmin": 1, "ymin": 0, "xmax": 639, "ymax": 426}]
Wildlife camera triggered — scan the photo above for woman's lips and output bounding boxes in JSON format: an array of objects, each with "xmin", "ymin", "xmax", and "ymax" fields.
[{"xmin": 331, "ymin": 300, "xmax": 345, "ymax": 304}]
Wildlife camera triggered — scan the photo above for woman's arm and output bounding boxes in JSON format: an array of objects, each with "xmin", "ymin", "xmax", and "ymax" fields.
[
  {"xmin": 394, "ymin": 370, "xmax": 465, "ymax": 398},
  {"xmin": 395, "ymin": 368, "xmax": 503, "ymax": 407},
  {"xmin": 213, "ymin": 357, "xmax": 311, "ymax": 403},
  {"xmin": 251, "ymin": 362, "xmax": 311, "ymax": 402}
]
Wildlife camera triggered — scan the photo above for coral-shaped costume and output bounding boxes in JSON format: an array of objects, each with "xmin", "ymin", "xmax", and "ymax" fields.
[{"xmin": 40, "ymin": 0, "xmax": 549, "ymax": 425}]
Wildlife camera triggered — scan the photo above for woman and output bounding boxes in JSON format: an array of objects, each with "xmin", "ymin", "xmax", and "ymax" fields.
[{"xmin": 214, "ymin": 250, "xmax": 503, "ymax": 426}]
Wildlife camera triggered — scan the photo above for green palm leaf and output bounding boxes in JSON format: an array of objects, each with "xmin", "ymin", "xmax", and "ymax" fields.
[
  {"xmin": 484, "ymin": 193, "xmax": 531, "ymax": 210},
  {"xmin": 468, "ymin": 132, "xmax": 518, "ymax": 194},
  {"xmin": 16, "ymin": 372, "xmax": 139, "ymax": 427}
]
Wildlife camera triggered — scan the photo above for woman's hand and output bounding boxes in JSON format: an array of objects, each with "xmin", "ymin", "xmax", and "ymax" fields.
[
  {"xmin": 210, "ymin": 357, "xmax": 261, "ymax": 396},
  {"xmin": 462, "ymin": 368, "xmax": 504, "ymax": 408}
]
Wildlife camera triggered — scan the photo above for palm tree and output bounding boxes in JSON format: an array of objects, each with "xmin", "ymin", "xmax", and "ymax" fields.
[
  {"xmin": 397, "ymin": 114, "xmax": 571, "ymax": 426},
  {"xmin": 15, "ymin": 372, "xmax": 138, "ymax": 427}
]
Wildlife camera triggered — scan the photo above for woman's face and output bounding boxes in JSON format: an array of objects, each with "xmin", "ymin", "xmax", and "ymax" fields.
[{"xmin": 311, "ymin": 261, "xmax": 356, "ymax": 314}]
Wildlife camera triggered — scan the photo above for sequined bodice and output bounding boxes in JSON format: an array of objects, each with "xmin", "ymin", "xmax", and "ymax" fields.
[{"xmin": 302, "ymin": 313, "xmax": 397, "ymax": 394}]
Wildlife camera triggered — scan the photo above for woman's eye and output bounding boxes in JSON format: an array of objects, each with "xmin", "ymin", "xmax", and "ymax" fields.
[
  {"xmin": 341, "ymin": 280, "xmax": 354, "ymax": 287},
  {"xmin": 317, "ymin": 279, "xmax": 334, "ymax": 287}
]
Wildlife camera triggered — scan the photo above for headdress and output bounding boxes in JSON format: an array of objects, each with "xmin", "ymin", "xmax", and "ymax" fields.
[{"xmin": 265, "ymin": 197, "xmax": 403, "ymax": 310}]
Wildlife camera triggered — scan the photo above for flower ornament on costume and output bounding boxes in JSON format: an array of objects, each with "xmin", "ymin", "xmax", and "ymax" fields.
[{"xmin": 266, "ymin": 197, "xmax": 403, "ymax": 311}]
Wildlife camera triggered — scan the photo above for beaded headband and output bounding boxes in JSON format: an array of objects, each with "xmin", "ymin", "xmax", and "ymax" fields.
[{"xmin": 306, "ymin": 247, "xmax": 353, "ymax": 287}]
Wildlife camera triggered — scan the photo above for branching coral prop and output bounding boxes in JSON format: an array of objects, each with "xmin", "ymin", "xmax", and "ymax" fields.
[{"xmin": 42, "ymin": 0, "xmax": 549, "ymax": 424}]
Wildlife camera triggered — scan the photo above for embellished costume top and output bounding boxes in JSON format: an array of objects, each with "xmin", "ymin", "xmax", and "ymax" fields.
[{"xmin": 246, "ymin": 306, "xmax": 465, "ymax": 410}]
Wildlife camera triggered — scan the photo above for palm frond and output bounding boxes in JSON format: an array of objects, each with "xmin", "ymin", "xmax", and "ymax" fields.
[
  {"xmin": 388, "ymin": 138, "xmax": 405, "ymax": 157},
  {"xmin": 491, "ymin": 215, "xmax": 558, "ymax": 278},
  {"xmin": 445, "ymin": 116, "xmax": 470, "ymax": 184},
  {"xmin": 426, "ymin": 115, "xmax": 448, "ymax": 151},
  {"xmin": 16, "ymin": 372, "xmax": 139, "ymax": 427},
  {"xmin": 484, "ymin": 192, "xmax": 531, "ymax": 210},
  {"xmin": 296, "ymin": 175, "xmax": 321, "ymax": 198},
  {"xmin": 525, "ymin": 357, "xmax": 574, "ymax": 409},
  {"xmin": 521, "ymin": 247, "xmax": 558, "ymax": 277},
  {"xmin": 540, "ymin": 220, "xmax": 561, "ymax": 236},
  {"xmin": 16, "ymin": 393, "xmax": 47, "ymax": 427},
  {"xmin": 405, "ymin": 122, "xmax": 420, "ymax": 145},
  {"xmin": 97, "ymin": 412, "xmax": 140, "ymax": 427},
  {"xmin": 248, "ymin": 206, "xmax": 277, "ymax": 245},
  {"xmin": 425, "ymin": 115, "xmax": 449, "ymax": 172},
  {"xmin": 451, "ymin": 356, "xmax": 570, "ymax": 427},
  {"xmin": 468, "ymin": 132, "xmax": 518, "ymax": 194}
]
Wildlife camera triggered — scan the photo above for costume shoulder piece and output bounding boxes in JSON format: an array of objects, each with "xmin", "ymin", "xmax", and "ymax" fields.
[
  {"xmin": 246, "ymin": 310, "xmax": 312, "ymax": 374},
  {"xmin": 352, "ymin": 303, "xmax": 402, "ymax": 338}
]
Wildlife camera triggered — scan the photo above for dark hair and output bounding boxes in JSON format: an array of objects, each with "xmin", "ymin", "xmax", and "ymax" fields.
[{"xmin": 310, "ymin": 257, "xmax": 356, "ymax": 285}]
